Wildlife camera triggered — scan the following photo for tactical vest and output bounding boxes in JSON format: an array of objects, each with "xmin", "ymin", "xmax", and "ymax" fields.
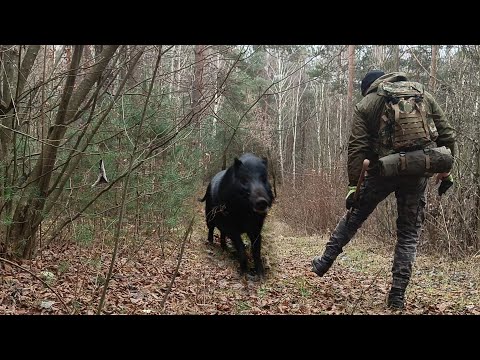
[{"xmin": 376, "ymin": 81, "xmax": 438, "ymax": 158}]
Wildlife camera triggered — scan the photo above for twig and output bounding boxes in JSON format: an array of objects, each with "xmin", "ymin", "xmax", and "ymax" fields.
[
  {"xmin": 438, "ymin": 197, "xmax": 452, "ymax": 255},
  {"xmin": 0, "ymin": 256, "xmax": 70, "ymax": 313},
  {"xmin": 160, "ymin": 215, "xmax": 195, "ymax": 312}
]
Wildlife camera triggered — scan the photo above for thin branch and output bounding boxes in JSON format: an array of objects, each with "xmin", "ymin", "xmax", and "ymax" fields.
[
  {"xmin": 160, "ymin": 215, "xmax": 195, "ymax": 312},
  {"xmin": 406, "ymin": 45, "xmax": 444, "ymax": 85},
  {"xmin": 43, "ymin": 46, "xmax": 146, "ymax": 234},
  {"xmin": 0, "ymin": 256, "xmax": 71, "ymax": 313}
]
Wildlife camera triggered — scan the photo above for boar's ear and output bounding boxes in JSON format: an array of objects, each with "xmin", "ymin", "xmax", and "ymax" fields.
[
  {"xmin": 262, "ymin": 157, "xmax": 268, "ymax": 167},
  {"xmin": 234, "ymin": 157, "xmax": 243, "ymax": 169}
]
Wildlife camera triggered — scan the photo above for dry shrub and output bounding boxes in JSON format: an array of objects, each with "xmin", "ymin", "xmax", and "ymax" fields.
[
  {"xmin": 276, "ymin": 167, "xmax": 346, "ymax": 236},
  {"xmin": 276, "ymin": 169, "xmax": 478, "ymax": 258}
]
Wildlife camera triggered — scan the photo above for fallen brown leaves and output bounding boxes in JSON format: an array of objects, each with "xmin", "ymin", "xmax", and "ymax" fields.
[{"xmin": 1, "ymin": 214, "xmax": 479, "ymax": 315}]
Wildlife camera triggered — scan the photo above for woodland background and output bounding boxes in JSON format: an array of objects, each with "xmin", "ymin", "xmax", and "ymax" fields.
[{"xmin": 0, "ymin": 45, "xmax": 478, "ymax": 314}]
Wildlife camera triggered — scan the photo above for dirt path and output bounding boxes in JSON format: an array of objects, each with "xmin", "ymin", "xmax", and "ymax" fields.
[
  {"xmin": 163, "ymin": 211, "xmax": 480, "ymax": 315},
  {"xmin": 177, "ymin": 209, "xmax": 480, "ymax": 314},
  {"xmin": 1, "ymin": 211, "xmax": 479, "ymax": 314}
]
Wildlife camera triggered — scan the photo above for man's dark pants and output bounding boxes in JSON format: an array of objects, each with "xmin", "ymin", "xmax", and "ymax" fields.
[{"xmin": 314, "ymin": 174, "xmax": 428, "ymax": 307}]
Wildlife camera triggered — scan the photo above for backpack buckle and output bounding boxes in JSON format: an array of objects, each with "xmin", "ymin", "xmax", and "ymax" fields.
[{"xmin": 399, "ymin": 151, "xmax": 407, "ymax": 171}]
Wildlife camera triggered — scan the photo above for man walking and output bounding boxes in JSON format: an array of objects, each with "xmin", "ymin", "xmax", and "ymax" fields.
[{"xmin": 312, "ymin": 70, "xmax": 456, "ymax": 310}]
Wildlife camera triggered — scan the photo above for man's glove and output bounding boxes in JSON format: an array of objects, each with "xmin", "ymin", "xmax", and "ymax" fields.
[
  {"xmin": 438, "ymin": 174, "xmax": 454, "ymax": 196},
  {"xmin": 345, "ymin": 186, "xmax": 356, "ymax": 210}
]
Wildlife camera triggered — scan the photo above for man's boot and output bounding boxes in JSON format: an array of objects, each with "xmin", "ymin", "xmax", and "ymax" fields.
[
  {"xmin": 387, "ymin": 287, "xmax": 405, "ymax": 310},
  {"xmin": 312, "ymin": 256, "xmax": 334, "ymax": 277}
]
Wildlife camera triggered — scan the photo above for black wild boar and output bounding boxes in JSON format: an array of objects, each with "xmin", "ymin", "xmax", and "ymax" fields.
[{"xmin": 200, "ymin": 153, "xmax": 274, "ymax": 277}]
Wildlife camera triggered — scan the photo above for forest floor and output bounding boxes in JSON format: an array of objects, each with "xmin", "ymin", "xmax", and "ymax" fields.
[{"xmin": 1, "ymin": 207, "xmax": 480, "ymax": 315}]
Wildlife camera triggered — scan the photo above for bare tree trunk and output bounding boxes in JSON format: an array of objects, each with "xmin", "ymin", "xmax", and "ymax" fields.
[
  {"xmin": 1, "ymin": 46, "xmax": 18, "ymax": 109},
  {"xmin": 292, "ymin": 69, "xmax": 302, "ymax": 188},
  {"xmin": 475, "ymin": 144, "xmax": 480, "ymax": 247},
  {"xmin": 278, "ymin": 89, "xmax": 285, "ymax": 183},
  {"xmin": 475, "ymin": 61, "xmax": 480, "ymax": 247},
  {"xmin": 429, "ymin": 45, "xmax": 439, "ymax": 92},
  {"xmin": 0, "ymin": 46, "xmax": 18, "ymax": 170},
  {"xmin": 212, "ymin": 49, "xmax": 223, "ymax": 137},
  {"xmin": 174, "ymin": 45, "xmax": 182, "ymax": 103},
  {"xmin": 394, "ymin": 45, "xmax": 400, "ymax": 72},
  {"xmin": 192, "ymin": 45, "xmax": 206, "ymax": 149},
  {"xmin": 300, "ymin": 105, "xmax": 306, "ymax": 174},
  {"xmin": 347, "ymin": 45, "xmax": 355, "ymax": 125},
  {"xmin": 374, "ymin": 45, "xmax": 386, "ymax": 69},
  {"xmin": 315, "ymin": 83, "xmax": 324, "ymax": 172},
  {"xmin": 8, "ymin": 45, "xmax": 84, "ymax": 257},
  {"xmin": 15, "ymin": 45, "xmax": 40, "ymax": 103},
  {"xmin": 168, "ymin": 46, "xmax": 175, "ymax": 102},
  {"xmin": 1, "ymin": 45, "xmax": 40, "ymax": 247},
  {"xmin": 338, "ymin": 97, "xmax": 343, "ymax": 158},
  {"xmin": 326, "ymin": 86, "xmax": 331, "ymax": 171},
  {"xmin": 8, "ymin": 45, "xmax": 119, "ymax": 258}
]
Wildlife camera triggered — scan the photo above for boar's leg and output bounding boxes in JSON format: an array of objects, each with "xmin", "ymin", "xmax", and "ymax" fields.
[
  {"xmin": 207, "ymin": 226, "xmax": 215, "ymax": 243},
  {"xmin": 248, "ymin": 231, "xmax": 264, "ymax": 277},
  {"xmin": 220, "ymin": 232, "xmax": 227, "ymax": 249},
  {"xmin": 205, "ymin": 203, "xmax": 216, "ymax": 244},
  {"xmin": 230, "ymin": 233, "xmax": 248, "ymax": 274}
]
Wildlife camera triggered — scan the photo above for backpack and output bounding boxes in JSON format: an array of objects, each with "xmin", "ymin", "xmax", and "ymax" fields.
[{"xmin": 376, "ymin": 81, "xmax": 439, "ymax": 158}]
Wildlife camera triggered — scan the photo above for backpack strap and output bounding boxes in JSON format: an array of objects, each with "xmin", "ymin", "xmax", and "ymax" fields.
[
  {"xmin": 392, "ymin": 102, "xmax": 400, "ymax": 122},
  {"xmin": 427, "ymin": 113, "xmax": 441, "ymax": 119}
]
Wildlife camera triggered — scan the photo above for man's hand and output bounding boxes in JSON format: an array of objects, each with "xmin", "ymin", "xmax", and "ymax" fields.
[
  {"xmin": 436, "ymin": 173, "xmax": 454, "ymax": 196},
  {"xmin": 345, "ymin": 186, "xmax": 356, "ymax": 209}
]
